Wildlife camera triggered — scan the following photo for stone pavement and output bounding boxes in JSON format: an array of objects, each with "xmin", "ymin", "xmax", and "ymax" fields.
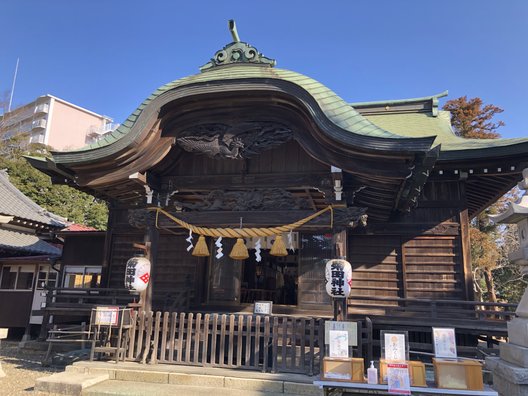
[{"xmin": 35, "ymin": 360, "xmax": 323, "ymax": 396}]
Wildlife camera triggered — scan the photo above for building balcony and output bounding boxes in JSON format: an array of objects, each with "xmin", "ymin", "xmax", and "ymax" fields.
[
  {"xmin": 32, "ymin": 119, "xmax": 47, "ymax": 130},
  {"xmin": 86, "ymin": 123, "xmax": 120, "ymax": 138},
  {"xmin": 29, "ymin": 132, "xmax": 45, "ymax": 144},
  {"xmin": 34, "ymin": 103, "xmax": 50, "ymax": 114}
]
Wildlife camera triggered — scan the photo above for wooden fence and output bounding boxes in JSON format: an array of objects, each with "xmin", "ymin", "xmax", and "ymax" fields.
[{"xmin": 122, "ymin": 312, "xmax": 372, "ymax": 375}]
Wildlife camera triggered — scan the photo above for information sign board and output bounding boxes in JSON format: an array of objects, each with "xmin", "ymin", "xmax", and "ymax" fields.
[
  {"xmin": 94, "ymin": 306, "xmax": 119, "ymax": 326},
  {"xmin": 253, "ymin": 301, "xmax": 273, "ymax": 315}
]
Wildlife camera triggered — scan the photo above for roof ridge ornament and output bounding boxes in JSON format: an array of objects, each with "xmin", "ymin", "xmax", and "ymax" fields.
[{"xmin": 200, "ymin": 20, "xmax": 276, "ymax": 72}]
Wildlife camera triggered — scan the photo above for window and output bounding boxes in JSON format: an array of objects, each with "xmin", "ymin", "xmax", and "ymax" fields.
[
  {"xmin": 0, "ymin": 265, "xmax": 35, "ymax": 290},
  {"xmin": 36, "ymin": 265, "xmax": 58, "ymax": 290},
  {"xmin": 1, "ymin": 266, "xmax": 17, "ymax": 289},
  {"xmin": 63, "ymin": 266, "xmax": 101, "ymax": 289}
]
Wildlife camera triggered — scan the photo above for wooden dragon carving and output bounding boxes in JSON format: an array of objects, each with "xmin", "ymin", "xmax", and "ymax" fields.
[{"xmin": 176, "ymin": 122, "xmax": 293, "ymax": 159}]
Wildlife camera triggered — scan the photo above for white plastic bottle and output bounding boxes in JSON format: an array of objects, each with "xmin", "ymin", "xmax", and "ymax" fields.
[{"xmin": 367, "ymin": 360, "xmax": 378, "ymax": 385}]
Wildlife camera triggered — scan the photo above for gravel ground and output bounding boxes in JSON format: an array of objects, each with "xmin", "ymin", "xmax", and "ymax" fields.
[{"xmin": 0, "ymin": 341, "xmax": 61, "ymax": 395}]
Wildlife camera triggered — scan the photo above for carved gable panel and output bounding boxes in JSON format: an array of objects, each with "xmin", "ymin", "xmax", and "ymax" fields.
[{"xmin": 176, "ymin": 122, "xmax": 293, "ymax": 159}]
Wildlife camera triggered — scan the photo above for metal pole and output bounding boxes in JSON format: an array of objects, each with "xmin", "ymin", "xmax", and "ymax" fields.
[{"xmin": 8, "ymin": 58, "xmax": 19, "ymax": 112}]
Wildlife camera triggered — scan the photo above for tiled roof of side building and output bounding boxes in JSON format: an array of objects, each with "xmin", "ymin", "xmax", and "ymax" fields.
[
  {"xmin": 0, "ymin": 228, "xmax": 62, "ymax": 256},
  {"xmin": 61, "ymin": 223, "xmax": 97, "ymax": 232},
  {"xmin": 0, "ymin": 170, "xmax": 68, "ymax": 228}
]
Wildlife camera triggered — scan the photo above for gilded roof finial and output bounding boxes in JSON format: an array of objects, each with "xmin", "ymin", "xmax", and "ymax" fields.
[{"xmin": 200, "ymin": 20, "xmax": 276, "ymax": 72}]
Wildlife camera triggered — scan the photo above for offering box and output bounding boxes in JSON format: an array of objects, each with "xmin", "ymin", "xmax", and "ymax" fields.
[
  {"xmin": 433, "ymin": 358, "xmax": 483, "ymax": 391},
  {"xmin": 322, "ymin": 357, "xmax": 365, "ymax": 383}
]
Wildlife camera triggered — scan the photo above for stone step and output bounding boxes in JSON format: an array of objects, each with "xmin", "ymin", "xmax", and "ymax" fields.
[
  {"xmin": 82, "ymin": 380, "xmax": 293, "ymax": 396},
  {"xmin": 38, "ymin": 362, "xmax": 322, "ymax": 395},
  {"xmin": 35, "ymin": 371, "xmax": 109, "ymax": 395}
]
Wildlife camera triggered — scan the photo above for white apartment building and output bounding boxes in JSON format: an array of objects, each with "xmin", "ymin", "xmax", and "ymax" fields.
[{"xmin": 0, "ymin": 95, "xmax": 119, "ymax": 151}]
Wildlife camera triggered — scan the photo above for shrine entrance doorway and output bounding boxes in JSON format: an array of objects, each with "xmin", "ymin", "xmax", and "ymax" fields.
[{"xmin": 206, "ymin": 233, "xmax": 334, "ymax": 309}]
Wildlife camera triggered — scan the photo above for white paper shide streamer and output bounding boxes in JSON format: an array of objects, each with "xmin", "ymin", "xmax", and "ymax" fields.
[
  {"xmin": 186, "ymin": 229, "xmax": 194, "ymax": 252},
  {"xmin": 215, "ymin": 237, "xmax": 224, "ymax": 259},
  {"xmin": 255, "ymin": 238, "xmax": 262, "ymax": 262},
  {"xmin": 288, "ymin": 230, "xmax": 295, "ymax": 253}
]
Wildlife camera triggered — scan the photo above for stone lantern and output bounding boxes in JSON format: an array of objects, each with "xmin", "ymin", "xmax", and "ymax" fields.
[{"xmin": 487, "ymin": 168, "xmax": 528, "ymax": 395}]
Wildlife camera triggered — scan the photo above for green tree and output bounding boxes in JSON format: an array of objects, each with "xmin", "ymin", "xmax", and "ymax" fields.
[
  {"xmin": 444, "ymin": 97, "xmax": 525, "ymax": 303},
  {"xmin": 0, "ymin": 133, "xmax": 108, "ymax": 230}
]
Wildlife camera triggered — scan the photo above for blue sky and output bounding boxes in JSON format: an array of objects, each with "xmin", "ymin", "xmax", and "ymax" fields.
[{"xmin": 1, "ymin": 0, "xmax": 527, "ymax": 138}]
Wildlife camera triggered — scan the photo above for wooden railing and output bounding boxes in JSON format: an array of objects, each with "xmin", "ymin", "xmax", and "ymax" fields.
[
  {"xmin": 38, "ymin": 287, "xmax": 137, "ymax": 340},
  {"xmin": 43, "ymin": 287, "xmax": 194, "ymax": 313},
  {"xmin": 43, "ymin": 322, "xmax": 90, "ymax": 365},
  {"xmin": 121, "ymin": 312, "xmax": 373, "ymax": 375},
  {"xmin": 44, "ymin": 287, "xmax": 137, "ymax": 310},
  {"xmin": 348, "ymin": 295, "xmax": 517, "ymax": 323}
]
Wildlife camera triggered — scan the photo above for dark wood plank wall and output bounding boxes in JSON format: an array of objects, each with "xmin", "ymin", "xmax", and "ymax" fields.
[
  {"xmin": 107, "ymin": 233, "xmax": 143, "ymax": 289},
  {"xmin": 348, "ymin": 236, "xmax": 403, "ymax": 304},
  {"xmin": 403, "ymin": 236, "xmax": 463, "ymax": 300},
  {"xmin": 348, "ymin": 179, "xmax": 469, "ymax": 303},
  {"xmin": 155, "ymin": 234, "xmax": 204, "ymax": 307},
  {"xmin": 405, "ymin": 180, "xmax": 466, "ymax": 300},
  {"xmin": 0, "ymin": 291, "xmax": 33, "ymax": 327},
  {"xmin": 62, "ymin": 235, "xmax": 105, "ymax": 267}
]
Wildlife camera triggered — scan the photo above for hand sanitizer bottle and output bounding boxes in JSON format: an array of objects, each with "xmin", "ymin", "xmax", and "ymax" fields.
[{"xmin": 367, "ymin": 361, "xmax": 378, "ymax": 384}]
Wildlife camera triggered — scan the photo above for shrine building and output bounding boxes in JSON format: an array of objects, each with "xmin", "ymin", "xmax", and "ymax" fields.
[{"xmin": 27, "ymin": 21, "xmax": 528, "ymax": 371}]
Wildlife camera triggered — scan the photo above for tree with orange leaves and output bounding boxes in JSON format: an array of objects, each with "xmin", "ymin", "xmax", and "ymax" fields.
[{"xmin": 443, "ymin": 96, "xmax": 504, "ymax": 139}]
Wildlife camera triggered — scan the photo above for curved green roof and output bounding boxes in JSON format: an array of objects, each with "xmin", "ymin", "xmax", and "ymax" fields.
[
  {"xmin": 364, "ymin": 110, "xmax": 528, "ymax": 160},
  {"xmin": 64, "ymin": 66, "xmax": 418, "ymax": 154},
  {"xmin": 51, "ymin": 62, "xmax": 528, "ymax": 164}
]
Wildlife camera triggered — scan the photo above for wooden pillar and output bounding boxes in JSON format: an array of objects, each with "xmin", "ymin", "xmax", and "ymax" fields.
[
  {"xmin": 400, "ymin": 240, "xmax": 408, "ymax": 299},
  {"xmin": 143, "ymin": 223, "xmax": 159, "ymax": 313},
  {"xmin": 102, "ymin": 203, "xmax": 116, "ymax": 288},
  {"xmin": 459, "ymin": 208, "xmax": 475, "ymax": 301},
  {"xmin": 333, "ymin": 230, "xmax": 348, "ymax": 260}
]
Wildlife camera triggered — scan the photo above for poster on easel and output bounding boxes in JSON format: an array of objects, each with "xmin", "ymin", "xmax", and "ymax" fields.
[
  {"xmin": 387, "ymin": 363, "xmax": 411, "ymax": 395},
  {"xmin": 381, "ymin": 331, "xmax": 408, "ymax": 362},
  {"xmin": 328, "ymin": 330, "xmax": 349, "ymax": 358},
  {"xmin": 324, "ymin": 321, "xmax": 357, "ymax": 358},
  {"xmin": 432, "ymin": 327, "xmax": 457, "ymax": 359},
  {"xmin": 94, "ymin": 306, "xmax": 119, "ymax": 326}
]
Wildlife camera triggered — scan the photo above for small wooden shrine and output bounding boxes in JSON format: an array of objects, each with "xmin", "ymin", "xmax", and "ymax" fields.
[{"xmin": 29, "ymin": 21, "xmax": 528, "ymax": 328}]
